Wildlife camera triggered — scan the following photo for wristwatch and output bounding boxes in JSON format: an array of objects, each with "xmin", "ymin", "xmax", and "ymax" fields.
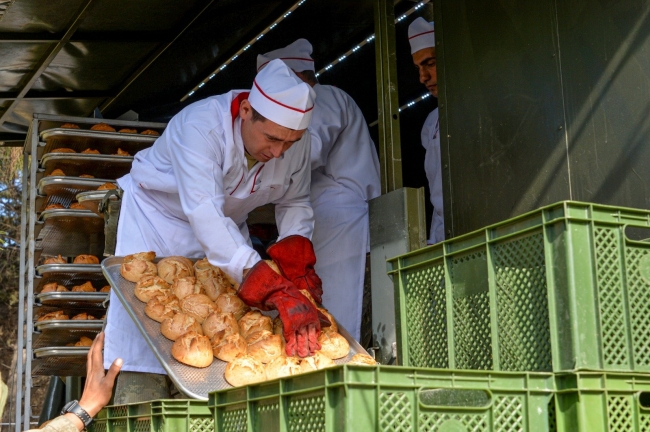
[{"xmin": 61, "ymin": 400, "xmax": 93, "ymax": 429}]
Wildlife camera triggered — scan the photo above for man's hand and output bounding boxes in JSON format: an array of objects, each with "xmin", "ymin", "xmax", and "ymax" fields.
[{"xmin": 78, "ymin": 332, "xmax": 123, "ymax": 417}]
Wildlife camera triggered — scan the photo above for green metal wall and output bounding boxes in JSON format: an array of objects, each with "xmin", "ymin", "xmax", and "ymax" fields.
[{"xmin": 435, "ymin": 0, "xmax": 650, "ymax": 236}]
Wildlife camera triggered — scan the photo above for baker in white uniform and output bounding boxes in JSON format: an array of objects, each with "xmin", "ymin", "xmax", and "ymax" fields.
[
  {"xmin": 409, "ymin": 17, "xmax": 444, "ymax": 244},
  {"xmin": 257, "ymin": 40, "xmax": 381, "ymax": 341},
  {"xmin": 104, "ymin": 60, "xmax": 326, "ymax": 400}
]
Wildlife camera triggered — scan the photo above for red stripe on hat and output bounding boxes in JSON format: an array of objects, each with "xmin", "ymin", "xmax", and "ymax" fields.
[
  {"xmin": 253, "ymin": 79, "xmax": 314, "ymax": 114},
  {"xmin": 258, "ymin": 57, "xmax": 315, "ymax": 72},
  {"xmin": 408, "ymin": 29, "xmax": 435, "ymax": 40}
]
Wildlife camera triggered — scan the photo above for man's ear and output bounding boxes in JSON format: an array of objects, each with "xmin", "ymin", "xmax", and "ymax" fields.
[{"xmin": 240, "ymin": 99, "xmax": 252, "ymax": 120}]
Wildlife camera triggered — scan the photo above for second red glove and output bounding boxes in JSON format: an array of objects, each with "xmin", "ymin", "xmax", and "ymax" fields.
[{"xmin": 267, "ymin": 235, "xmax": 323, "ymax": 304}]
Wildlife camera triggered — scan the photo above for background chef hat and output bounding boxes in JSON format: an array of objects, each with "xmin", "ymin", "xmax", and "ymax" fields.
[
  {"xmin": 249, "ymin": 58, "xmax": 316, "ymax": 130},
  {"xmin": 257, "ymin": 38, "xmax": 315, "ymax": 73},
  {"xmin": 408, "ymin": 17, "xmax": 435, "ymax": 54}
]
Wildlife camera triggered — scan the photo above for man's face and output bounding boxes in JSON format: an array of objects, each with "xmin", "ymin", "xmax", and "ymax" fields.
[
  {"xmin": 239, "ymin": 100, "xmax": 306, "ymax": 163},
  {"xmin": 412, "ymin": 47, "xmax": 437, "ymax": 97}
]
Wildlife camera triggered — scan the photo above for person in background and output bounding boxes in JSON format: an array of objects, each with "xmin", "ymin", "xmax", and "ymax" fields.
[
  {"xmin": 257, "ymin": 39, "xmax": 381, "ymax": 341},
  {"xmin": 409, "ymin": 17, "xmax": 444, "ymax": 244},
  {"xmin": 27, "ymin": 333, "xmax": 122, "ymax": 432}
]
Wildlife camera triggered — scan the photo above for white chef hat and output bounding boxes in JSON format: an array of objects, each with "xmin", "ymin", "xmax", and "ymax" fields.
[
  {"xmin": 408, "ymin": 17, "xmax": 435, "ymax": 54},
  {"xmin": 248, "ymin": 59, "xmax": 316, "ymax": 130},
  {"xmin": 257, "ymin": 39, "xmax": 315, "ymax": 73}
]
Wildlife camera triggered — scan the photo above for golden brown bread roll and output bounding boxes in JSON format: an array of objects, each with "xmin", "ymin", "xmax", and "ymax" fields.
[
  {"xmin": 201, "ymin": 276, "xmax": 235, "ymax": 301},
  {"xmin": 71, "ymin": 313, "xmax": 96, "ymax": 320},
  {"xmin": 194, "ymin": 258, "xmax": 236, "ymax": 285},
  {"xmin": 41, "ymin": 282, "xmax": 68, "ymax": 293},
  {"xmin": 157, "ymin": 256, "xmax": 194, "ymax": 284},
  {"xmin": 69, "ymin": 202, "xmax": 86, "ymax": 209},
  {"xmin": 171, "ymin": 331, "xmax": 213, "ymax": 368},
  {"xmin": 134, "ymin": 276, "xmax": 171, "ymax": 302},
  {"xmin": 121, "ymin": 252, "xmax": 157, "ymax": 282},
  {"xmin": 140, "ymin": 129, "xmax": 160, "ymax": 136},
  {"xmin": 43, "ymin": 255, "xmax": 66, "ymax": 265},
  {"xmin": 245, "ymin": 329, "xmax": 273, "ymax": 345},
  {"xmin": 71, "ymin": 281, "xmax": 95, "ymax": 292},
  {"xmin": 81, "ymin": 148, "xmax": 100, "ymax": 154},
  {"xmin": 171, "ymin": 276, "xmax": 204, "ymax": 300},
  {"xmin": 52, "ymin": 148, "xmax": 76, "ymax": 153},
  {"xmin": 60, "ymin": 123, "xmax": 80, "ymax": 129},
  {"xmin": 97, "ymin": 182, "xmax": 118, "ymax": 191},
  {"xmin": 44, "ymin": 203, "xmax": 65, "ymax": 211},
  {"xmin": 73, "ymin": 255, "xmax": 99, "ymax": 264},
  {"xmin": 299, "ymin": 351, "xmax": 335, "ymax": 373},
  {"xmin": 224, "ymin": 354, "xmax": 266, "ymax": 387},
  {"xmin": 99, "ymin": 285, "xmax": 110, "ymax": 292},
  {"xmin": 273, "ymin": 316, "xmax": 283, "ymax": 336},
  {"xmin": 75, "ymin": 336, "xmax": 94, "ymax": 347},
  {"xmin": 347, "ymin": 353, "xmax": 377, "ymax": 366},
  {"xmin": 247, "ymin": 332, "xmax": 283, "ymax": 364},
  {"xmin": 49, "ymin": 169, "xmax": 66, "ymax": 177},
  {"xmin": 214, "ymin": 293, "xmax": 249, "ymax": 320},
  {"xmin": 161, "ymin": 312, "xmax": 203, "ymax": 341},
  {"xmin": 90, "ymin": 123, "xmax": 116, "ymax": 132},
  {"xmin": 37, "ymin": 311, "xmax": 69, "ymax": 321},
  {"xmin": 79, "ymin": 174, "xmax": 94, "ymax": 178},
  {"xmin": 145, "ymin": 294, "xmax": 180, "ymax": 322},
  {"xmin": 266, "ymin": 356, "xmax": 301, "ymax": 380},
  {"xmin": 238, "ymin": 311, "xmax": 272, "ymax": 339},
  {"xmin": 118, "ymin": 128, "xmax": 137, "ymax": 134},
  {"xmin": 179, "ymin": 294, "xmax": 216, "ymax": 324},
  {"xmin": 202, "ymin": 312, "xmax": 238, "ymax": 339},
  {"xmin": 317, "ymin": 332, "xmax": 350, "ymax": 360},
  {"xmin": 114, "ymin": 148, "xmax": 130, "ymax": 156},
  {"xmin": 212, "ymin": 333, "xmax": 247, "ymax": 362},
  {"xmin": 318, "ymin": 308, "xmax": 338, "ymax": 333}
]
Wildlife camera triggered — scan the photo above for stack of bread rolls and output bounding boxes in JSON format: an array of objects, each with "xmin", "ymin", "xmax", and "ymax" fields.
[{"xmin": 121, "ymin": 252, "xmax": 376, "ymax": 388}]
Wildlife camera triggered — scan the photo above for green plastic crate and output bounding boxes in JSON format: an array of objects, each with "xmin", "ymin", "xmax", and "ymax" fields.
[
  {"xmin": 208, "ymin": 365, "xmax": 555, "ymax": 432},
  {"xmin": 555, "ymin": 372, "xmax": 650, "ymax": 431},
  {"xmin": 387, "ymin": 201, "xmax": 650, "ymax": 372},
  {"xmin": 91, "ymin": 400, "xmax": 212, "ymax": 432}
]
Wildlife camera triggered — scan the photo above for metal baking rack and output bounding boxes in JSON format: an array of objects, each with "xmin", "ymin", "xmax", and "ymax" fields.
[
  {"xmin": 16, "ymin": 114, "xmax": 166, "ymax": 430},
  {"xmin": 76, "ymin": 190, "xmax": 117, "ymax": 215}
]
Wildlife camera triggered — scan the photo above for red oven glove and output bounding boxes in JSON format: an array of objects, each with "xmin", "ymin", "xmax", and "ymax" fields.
[
  {"xmin": 266, "ymin": 235, "xmax": 323, "ymax": 305},
  {"xmin": 238, "ymin": 260, "xmax": 321, "ymax": 357}
]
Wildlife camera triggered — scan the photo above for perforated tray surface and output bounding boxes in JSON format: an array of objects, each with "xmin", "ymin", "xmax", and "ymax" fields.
[
  {"xmin": 76, "ymin": 190, "xmax": 117, "ymax": 215},
  {"xmin": 40, "ymin": 128, "xmax": 158, "ymax": 156},
  {"xmin": 32, "ymin": 347, "xmax": 90, "ymax": 376},
  {"xmin": 36, "ymin": 209, "xmax": 105, "ymax": 257},
  {"xmin": 40, "ymin": 153, "xmax": 134, "ymax": 179},
  {"xmin": 102, "ymin": 256, "xmax": 369, "ymax": 400}
]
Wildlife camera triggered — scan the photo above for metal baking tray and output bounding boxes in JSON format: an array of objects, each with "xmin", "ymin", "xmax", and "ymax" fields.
[
  {"xmin": 36, "ymin": 292, "xmax": 109, "ymax": 306},
  {"xmin": 76, "ymin": 190, "xmax": 117, "ymax": 215},
  {"xmin": 36, "ymin": 210, "xmax": 105, "ymax": 257},
  {"xmin": 38, "ymin": 176, "xmax": 115, "ymax": 197},
  {"xmin": 36, "ymin": 271, "xmax": 108, "ymax": 293},
  {"xmin": 36, "ymin": 264, "xmax": 102, "ymax": 276},
  {"xmin": 102, "ymin": 256, "xmax": 370, "ymax": 400},
  {"xmin": 32, "ymin": 347, "xmax": 90, "ymax": 376},
  {"xmin": 40, "ymin": 128, "xmax": 158, "ymax": 156},
  {"xmin": 40, "ymin": 153, "xmax": 134, "ymax": 179},
  {"xmin": 33, "ymin": 327, "xmax": 102, "ymax": 349}
]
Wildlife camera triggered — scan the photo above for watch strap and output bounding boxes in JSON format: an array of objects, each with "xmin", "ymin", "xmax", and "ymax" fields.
[{"xmin": 61, "ymin": 400, "xmax": 93, "ymax": 428}]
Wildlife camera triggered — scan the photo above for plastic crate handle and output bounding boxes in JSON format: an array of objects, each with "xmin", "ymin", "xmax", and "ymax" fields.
[{"xmin": 418, "ymin": 388, "xmax": 492, "ymax": 411}]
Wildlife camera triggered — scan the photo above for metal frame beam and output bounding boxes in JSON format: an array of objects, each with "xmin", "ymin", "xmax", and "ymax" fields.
[
  {"xmin": 0, "ymin": 90, "xmax": 113, "ymax": 100},
  {"xmin": 0, "ymin": 31, "xmax": 165, "ymax": 43}
]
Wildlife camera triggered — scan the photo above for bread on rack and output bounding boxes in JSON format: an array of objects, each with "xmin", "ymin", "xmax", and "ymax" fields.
[
  {"xmin": 224, "ymin": 354, "xmax": 266, "ymax": 387},
  {"xmin": 171, "ymin": 276, "xmax": 204, "ymax": 300},
  {"xmin": 90, "ymin": 123, "xmax": 116, "ymax": 132},
  {"xmin": 99, "ymin": 285, "xmax": 110, "ymax": 292},
  {"xmin": 118, "ymin": 128, "xmax": 137, "ymax": 134},
  {"xmin": 37, "ymin": 311, "xmax": 69, "ymax": 321},
  {"xmin": 78, "ymin": 174, "xmax": 94, "ymax": 179},
  {"xmin": 134, "ymin": 275, "xmax": 171, "ymax": 302},
  {"xmin": 201, "ymin": 311, "xmax": 239, "ymax": 339},
  {"xmin": 81, "ymin": 148, "xmax": 100, "ymax": 154},
  {"xmin": 157, "ymin": 256, "xmax": 194, "ymax": 284},
  {"xmin": 140, "ymin": 129, "xmax": 160, "ymax": 136},
  {"xmin": 145, "ymin": 294, "xmax": 180, "ymax": 322},
  {"xmin": 69, "ymin": 202, "xmax": 86, "ymax": 210},
  {"xmin": 114, "ymin": 148, "xmax": 130, "ymax": 156},
  {"xmin": 60, "ymin": 123, "xmax": 80, "ymax": 129},
  {"xmin": 214, "ymin": 293, "xmax": 249, "ymax": 320},
  {"xmin": 48, "ymin": 169, "xmax": 66, "ymax": 176},
  {"xmin": 97, "ymin": 182, "xmax": 117, "ymax": 191},
  {"xmin": 72, "ymin": 312, "xmax": 96, "ymax": 320},
  {"xmin": 266, "ymin": 356, "xmax": 301, "ymax": 380},
  {"xmin": 44, "ymin": 203, "xmax": 65, "ymax": 211},
  {"xmin": 73, "ymin": 255, "xmax": 99, "ymax": 264},
  {"xmin": 317, "ymin": 331, "xmax": 350, "ymax": 359},
  {"xmin": 160, "ymin": 312, "xmax": 203, "ymax": 341},
  {"xmin": 179, "ymin": 294, "xmax": 216, "ymax": 324},
  {"xmin": 43, "ymin": 255, "xmax": 66, "ymax": 265},
  {"xmin": 171, "ymin": 331, "xmax": 213, "ymax": 368},
  {"xmin": 120, "ymin": 252, "xmax": 157, "ymax": 282},
  {"xmin": 51, "ymin": 148, "xmax": 76, "ymax": 153},
  {"xmin": 347, "ymin": 353, "xmax": 377, "ymax": 366},
  {"xmin": 238, "ymin": 311, "xmax": 272, "ymax": 339},
  {"xmin": 211, "ymin": 332, "xmax": 247, "ymax": 362},
  {"xmin": 41, "ymin": 282, "xmax": 68, "ymax": 293},
  {"xmin": 75, "ymin": 336, "xmax": 94, "ymax": 347},
  {"xmin": 71, "ymin": 281, "xmax": 95, "ymax": 292},
  {"xmin": 247, "ymin": 332, "xmax": 283, "ymax": 364}
]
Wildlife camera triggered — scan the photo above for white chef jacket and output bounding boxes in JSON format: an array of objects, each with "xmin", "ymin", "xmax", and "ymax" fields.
[
  {"xmin": 309, "ymin": 84, "xmax": 380, "ymax": 340},
  {"xmin": 104, "ymin": 90, "xmax": 314, "ymax": 373},
  {"xmin": 422, "ymin": 108, "xmax": 444, "ymax": 244}
]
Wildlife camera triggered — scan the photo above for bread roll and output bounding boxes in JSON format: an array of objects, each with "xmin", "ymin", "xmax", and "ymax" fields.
[
  {"xmin": 212, "ymin": 333, "xmax": 247, "ymax": 362},
  {"xmin": 157, "ymin": 256, "xmax": 194, "ymax": 284},
  {"xmin": 75, "ymin": 336, "xmax": 94, "ymax": 347},
  {"xmin": 179, "ymin": 294, "xmax": 216, "ymax": 323},
  {"xmin": 161, "ymin": 313, "xmax": 203, "ymax": 341},
  {"xmin": 247, "ymin": 332, "xmax": 283, "ymax": 363},
  {"xmin": 37, "ymin": 311, "xmax": 69, "ymax": 321},
  {"xmin": 134, "ymin": 276, "xmax": 171, "ymax": 302},
  {"xmin": 69, "ymin": 202, "xmax": 86, "ymax": 209},
  {"xmin": 99, "ymin": 285, "xmax": 110, "ymax": 292},
  {"xmin": 317, "ymin": 332, "xmax": 350, "ymax": 359},
  {"xmin": 90, "ymin": 123, "xmax": 116, "ymax": 132},
  {"xmin": 171, "ymin": 276, "xmax": 204, "ymax": 300},
  {"xmin": 214, "ymin": 293, "xmax": 249, "ymax": 320},
  {"xmin": 266, "ymin": 356, "xmax": 301, "ymax": 380},
  {"xmin": 194, "ymin": 257, "xmax": 236, "ymax": 284},
  {"xmin": 171, "ymin": 331, "xmax": 212, "ymax": 368},
  {"xmin": 201, "ymin": 276, "xmax": 235, "ymax": 301},
  {"xmin": 71, "ymin": 281, "xmax": 95, "ymax": 292},
  {"xmin": 202, "ymin": 312, "xmax": 239, "ymax": 339},
  {"xmin": 79, "ymin": 174, "xmax": 94, "ymax": 178},
  {"xmin": 43, "ymin": 255, "xmax": 66, "ymax": 265},
  {"xmin": 114, "ymin": 148, "xmax": 130, "ymax": 156},
  {"xmin": 44, "ymin": 203, "xmax": 65, "ymax": 210},
  {"xmin": 61, "ymin": 123, "xmax": 80, "ymax": 129},
  {"xmin": 273, "ymin": 317, "xmax": 283, "ymax": 336},
  {"xmin": 145, "ymin": 294, "xmax": 180, "ymax": 322},
  {"xmin": 224, "ymin": 354, "xmax": 266, "ymax": 387},
  {"xmin": 239, "ymin": 311, "xmax": 272, "ymax": 338},
  {"xmin": 140, "ymin": 129, "xmax": 160, "ymax": 136},
  {"xmin": 49, "ymin": 169, "xmax": 66, "ymax": 177},
  {"xmin": 81, "ymin": 148, "xmax": 100, "ymax": 154},
  {"xmin": 52, "ymin": 148, "xmax": 76, "ymax": 153},
  {"xmin": 73, "ymin": 255, "xmax": 99, "ymax": 264},
  {"xmin": 97, "ymin": 182, "xmax": 117, "ymax": 191},
  {"xmin": 41, "ymin": 282, "xmax": 68, "ymax": 293},
  {"xmin": 72, "ymin": 313, "xmax": 95, "ymax": 320},
  {"xmin": 118, "ymin": 128, "xmax": 137, "ymax": 134},
  {"xmin": 121, "ymin": 253, "xmax": 157, "ymax": 282},
  {"xmin": 245, "ymin": 329, "xmax": 273, "ymax": 345},
  {"xmin": 347, "ymin": 353, "xmax": 377, "ymax": 366},
  {"xmin": 299, "ymin": 351, "xmax": 335, "ymax": 373},
  {"xmin": 318, "ymin": 308, "xmax": 338, "ymax": 333}
]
